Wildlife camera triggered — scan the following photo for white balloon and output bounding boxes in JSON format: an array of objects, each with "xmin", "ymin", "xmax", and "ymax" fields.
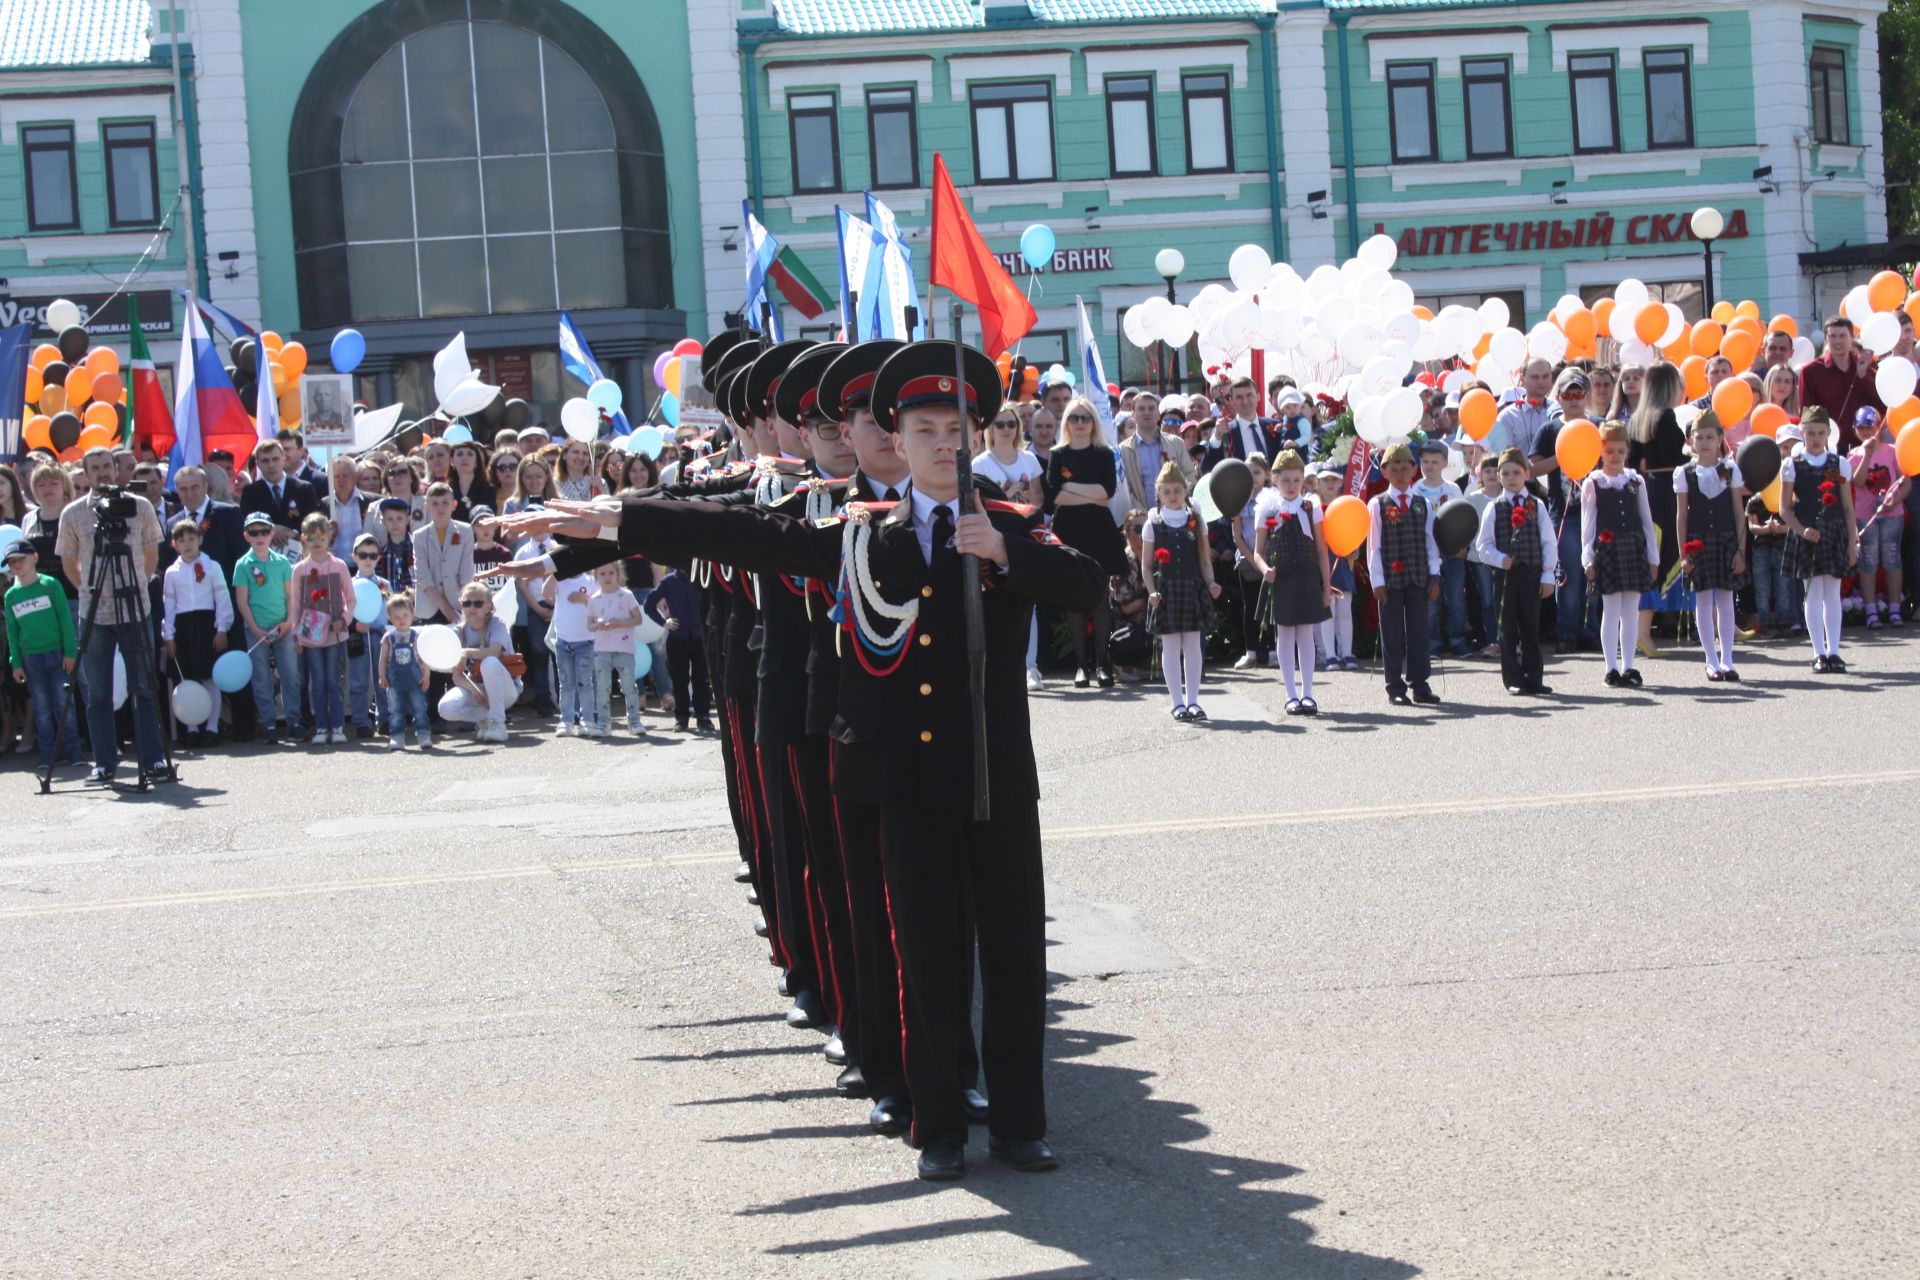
[
  {"xmin": 1337, "ymin": 323, "xmax": 1384, "ymax": 370},
  {"xmin": 1298, "ymin": 327, "xmax": 1335, "ymax": 365},
  {"xmin": 560, "ymin": 397, "xmax": 601, "ymax": 442},
  {"xmin": 46, "ymin": 298, "xmax": 82, "ymax": 333},
  {"xmin": 1383, "ymin": 311, "xmax": 1423, "ymax": 347},
  {"xmin": 439, "ymin": 378, "xmax": 501, "ymax": 419},
  {"xmin": 1359, "ymin": 353, "xmax": 1406, "ymax": 398},
  {"xmin": 1553, "ymin": 294, "xmax": 1584, "ymax": 326},
  {"xmin": 111, "ymin": 652, "xmax": 127, "ymax": 710},
  {"xmin": 432, "ymin": 332, "xmax": 474, "ymax": 406},
  {"xmin": 1436, "ymin": 306, "xmax": 1480, "ymax": 355},
  {"xmin": 1528, "ymin": 323, "xmax": 1569, "ymax": 365},
  {"xmin": 1314, "ymin": 293, "xmax": 1352, "ymax": 338},
  {"xmin": 1220, "ymin": 301, "xmax": 1263, "ymax": 349},
  {"xmin": 1875, "ymin": 356, "xmax": 1917, "ymax": 406},
  {"xmin": 1378, "ymin": 337, "xmax": 1415, "ymax": 367},
  {"xmin": 1618, "ymin": 339, "xmax": 1659, "ymax": 366},
  {"xmin": 1475, "ymin": 355, "xmax": 1513, "ymax": 395},
  {"xmin": 1790, "ymin": 335, "xmax": 1818, "ymax": 370},
  {"xmin": 171, "ymin": 681, "xmax": 212, "ymax": 727},
  {"xmin": 1658, "ymin": 302, "xmax": 1687, "ymax": 348},
  {"xmin": 1412, "ymin": 321, "xmax": 1448, "ymax": 364},
  {"xmin": 1228, "ymin": 244, "xmax": 1272, "ymax": 293},
  {"xmin": 1357, "ymin": 232, "xmax": 1399, "ymax": 271},
  {"xmin": 1477, "ymin": 296, "xmax": 1510, "ymax": 333},
  {"xmin": 1615, "ymin": 278, "xmax": 1649, "ymax": 309},
  {"xmin": 1843, "ymin": 285, "xmax": 1873, "ymax": 324},
  {"xmin": 415, "ymin": 624, "xmax": 465, "ymax": 673},
  {"xmin": 492, "ymin": 577, "xmax": 519, "ymax": 630},
  {"xmin": 1306, "ymin": 264, "xmax": 1344, "ymax": 301},
  {"xmin": 1609, "ymin": 302, "xmax": 1642, "ymax": 348},
  {"xmin": 1443, "ymin": 447, "xmax": 1467, "ymax": 484},
  {"xmin": 1380, "ymin": 386, "xmax": 1424, "ymax": 437},
  {"xmin": 1123, "ymin": 307, "xmax": 1154, "ymax": 349},
  {"xmin": 1192, "ymin": 469, "xmax": 1222, "ymax": 524},
  {"xmin": 1488, "ymin": 327, "xmax": 1528, "ymax": 372},
  {"xmin": 1353, "ymin": 395, "xmax": 1389, "ymax": 445},
  {"xmin": 635, "ymin": 613, "xmax": 665, "ymax": 646},
  {"xmin": 1674, "ymin": 403, "xmax": 1702, "ymax": 433},
  {"xmin": 1861, "ymin": 311, "xmax": 1902, "ymax": 357},
  {"xmin": 1379, "ymin": 279, "xmax": 1416, "ymax": 316},
  {"xmin": 1261, "ymin": 270, "xmax": 1306, "ymax": 310},
  {"xmin": 1442, "ymin": 367, "xmax": 1473, "ymax": 396},
  {"xmin": 1160, "ymin": 304, "xmax": 1196, "ymax": 348},
  {"xmin": 1259, "ymin": 307, "xmax": 1302, "ymax": 350}
]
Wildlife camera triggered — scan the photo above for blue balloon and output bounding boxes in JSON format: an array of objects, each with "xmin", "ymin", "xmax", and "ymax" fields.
[
  {"xmin": 352, "ymin": 577, "xmax": 383, "ymax": 625},
  {"xmin": 632, "ymin": 643, "xmax": 652, "ymax": 680},
  {"xmin": 660, "ymin": 392, "xmax": 680, "ymax": 428},
  {"xmin": 1020, "ymin": 223, "xmax": 1056, "ymax": 271},
  {"xmin": 441, "ymin": 422, "xmax": 473, "ymax": 445},
  {"xmin": 330, "ymin": 328, "xmax": 366, "ymax": 375},
  {"xmin": 213, "ymin": 649, "xmax": 253, "ymax": 694},
  {"xmin": 587, "ymin": 378, "xmax": 624, "ymax": 413},
  {"xmin": 632, "ymin": 426, "xmax": 664, "ymax": 459}
]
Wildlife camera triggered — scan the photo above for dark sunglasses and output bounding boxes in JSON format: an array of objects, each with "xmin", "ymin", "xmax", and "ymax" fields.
[
  {"xmin": 1066, "ymin": 412, "xmax": 1094, "ymax": 423},
  {"xmin": 354, "ymin": 551, "xmax": 380, "ymax": 560},
  {"xmin": 1560, "ymin": 389, "xmax": 1588, "ymax": 400},
  {"xmin": 460, "ymin": 601, "xmax": 489, "ymax": 610},
  {"xmin": 245, "ymin": 528, "xmax": 272, "ymax": 537},
  {"xmin": 495, "ymin": 460, "xmax": 519, "ymax": 471}
]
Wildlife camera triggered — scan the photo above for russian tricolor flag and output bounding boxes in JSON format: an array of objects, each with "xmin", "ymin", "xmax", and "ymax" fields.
[{"xmin": 168, "ymin": 293, "xmax": 258, "ymax": 475}]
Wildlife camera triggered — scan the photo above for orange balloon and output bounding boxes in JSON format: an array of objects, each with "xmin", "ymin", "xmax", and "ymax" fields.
[
  {"xmin": 90, "ymin": 372, "xmax": 123, "ymax": 405},
  {"xmin": 1760, "ymin": 475, "xmax": 1783, "ymax": 514},
  {"xmin": 84, "ymin": 346, "xmax": 120, "ymax": 377},
  {"xmin": 279, "ymin": 385, "xmax": 302, "ymax": 426},
  {"xmin": 1888, "ymin": 397, "xmax": 1920, "ymax": 432},
  {"xmin": 24, "ymin": 414, "xmax": 52, "ymax": 452},
  {"xmin": 1564, "ymin": 307, "xmax": 1597, "ymax": 348},
  {"xmin": 82, "ymin": 401, "xmax": 118, "ymax": 433},
  {"xmin": 1727, "ymin": 314, "xmax": 1764, "ymax": 340},
  {"xmin": 38, "ymin": 385, "xmax": 65, "ymax": 416},
  {"xmin": 1680, "ymin": 356, "xmax": 1709, "ymax": 401},
  {"xmin": 1593, "ymin": 297, "xmax": 1616, "ymax": 338},
  {"xmin": 1712, "ymin": 377, "xmax": 1754, "ymax": 425},
  {"xmin": 1898, "ymin": 422, "xmax": 1920, "ymax": 478},
  {"xmin": 1566, "ymin": 336, "xmax": 1597, "ymax": 362},
  {"xmin": 1689, "ymin": 320, "xmax": 1724, "ymax": 358},
  {"xmin": 1473, "ymin": 332, "xmax": 1492, "ymax": 362},
  {"xmin": 1323, "ymin": 495, "xmax": 1371, "ymax": 558},
  {"xmin": 1710, "ymin": 301, "xmax": 1735, "ymax": 325},
  {"xmin": 1907, "ymin": 295, "xmax": 1920, "ymax": 329},
  {"xmin": 1720, "ymin": 329, "xmax": 1759, "ymax": 371},
  {"xmin": 24, "ymin": 366, "xmax": 43, "ymax": 404},
  {"xmin": 260, "ymin": 330, "xmax": 284, "ymax": 354},
  {"xmin": 1749, "ymin": 404, "xmax": 1789, "ymax": 438},
  {"xmin": 1869, "ymin": 270, "xmax": 1908, "ymax": 314},
  {"xmin": 279, "ymin": 341, "xmax": 308, "ymax": 379},
  {"xmin": 1555, "ymin": 418, "xmax": 1601, "ymax": 482},
  {"xmin": 1458, "ymin": 387, "xmax": 1497, "ymax": 441},
  {"xmin": 75, "ymin": 423, "xmax": 115, "ymax": 454},
  {"xmin": 268, "ymin": 359, "xmax": 288, "ymax": 395},
  {"xmin": 1633, "ymin": 305, "xmax": 1668, "ymax": 344},
  {"xmin": 63, "ymin": 365, "xmax": 94, "ymax": 404},
  {"xmin": 30, "ymin": 343, "xmax": 60, "ymax": 371},
  {"xmin": 1733, "ymin": 300, "xmax": 1760, "ymax": 321},
  {"xmin": 1768, "ymin": 314, "xmax": 1798, "ymax": 340},
  {"xmin": 1411, "ymin": 305, "xmax": 1434, "ymax": 321},
  {"xmin": 1662, "ymin": 336, "xmax": 1691, "ymax": 364}
]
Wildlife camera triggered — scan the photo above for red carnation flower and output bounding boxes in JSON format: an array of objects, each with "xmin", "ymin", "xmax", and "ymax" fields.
[
  {"xmin": 1264, "ymin": 517, "xmax": 1278, "ymax": 530},
  {"xmin": 1819, "ymin": 479, "xmax": 1837, "ymax": 494},
  {"xmin": 1510, "ymin": 508, "xmax": 1526, "ymax": 529},
  {"xmin": 1153, "ymin": 547, "xmax": 1171, "ymax": 565},
  {"xmin": 1682, "ymin": 539, "xmax": 1705, "ymax": 557},
  {"xmin": 1390, "ymin": 560, "xmax": 1404, "ymax": 573},
  {"xmin": 310, "ymin": 588, "xmax": 325, "ymax": 601},
  {"xmin": 1822, "ymin": 493, "xmax": 1838, "ymax": 506},
  {"xmin": 1386, "ymin": 505, "xmax": 1402, "ymax": 523},
  {"xmin": 1598, "ymin": 530, "xmax": 1615, "ymax": 545}
]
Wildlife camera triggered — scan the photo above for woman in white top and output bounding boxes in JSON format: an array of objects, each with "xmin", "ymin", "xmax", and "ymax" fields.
[
  {"xmin": 439, "ymin": 581, "xmax": 521, "ymax": 742},
  {"xmin": 553, "ymin": 439, "xmax": 605, "ymax": 502},
  {"xmin": 973, "ymin": 406, "xmax": 1043, "ymax": 506}
]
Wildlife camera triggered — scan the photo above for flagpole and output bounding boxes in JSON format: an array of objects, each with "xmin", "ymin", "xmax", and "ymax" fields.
[{"xmin": 952, "ymin": 303, "xmax": 990, "ymax": 822}]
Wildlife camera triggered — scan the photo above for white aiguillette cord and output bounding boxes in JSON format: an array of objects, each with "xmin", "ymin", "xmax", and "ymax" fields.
[{"xmin": 841, "ymin": 512, "xmax": 917, "ymax": 653}]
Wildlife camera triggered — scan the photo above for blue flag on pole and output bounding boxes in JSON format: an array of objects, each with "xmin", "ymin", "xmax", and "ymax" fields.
[
  {"xmin": 0, "ymin": 323, "xmax": 30, "ymax": 461},
  {"xmin": 557, "ymin": 311, "xmax": 632, "ymax": 435},
  {"xmin": 1077, "ymin": 297, "xmax": 1113, "ymax": 439},
  {"xmin": 742, "ymin": 200, "xmax": 785, "ymax": 342},
  {"xmin": 864, "ymin": 194, "xmax": 924, "ymax": 340},
  {"xmin": 836, "ymin": 205, "xmax": 878, "ymax": 339}
]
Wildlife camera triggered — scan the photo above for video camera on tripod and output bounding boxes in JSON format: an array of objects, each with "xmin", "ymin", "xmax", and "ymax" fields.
[{"xmin": 88, "ymin": 484, "xmax": 139, "ymax": 537}]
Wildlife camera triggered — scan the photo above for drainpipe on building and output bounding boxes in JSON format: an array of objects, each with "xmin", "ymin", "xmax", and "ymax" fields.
[
  {"xmin": 1258, "ymin": 15, "xmax": 1283, "ymax": 259},
  {"xmin": 165, "ymin": 0, "xmax": 203, "ymax": 298},
  {"xmin": 1335, "ymin": 9, "xmax": 1358, "ymax": 257},
  {"xmin": 739, "ymin": 34, "xmax": 765, "ymax": 219}
]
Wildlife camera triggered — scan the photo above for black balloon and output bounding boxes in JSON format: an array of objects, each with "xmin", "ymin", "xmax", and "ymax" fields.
[
  {"xmin": 1433, "ymin": 499, "xmax": 1481, "ymax": 558},
  {"xmin": 1208, "ymin": 458, "xmax": 1255, "ymax": 520},
  {"xmin": 49, "ymin": 411, "xmax": 82, "ymax": 453},
  {"xmin": 233, "ymin": 338, "xmax": 258, "ymax": 378},
  {"xmin": 232, "ymin": 377, "xmax": 256, "ymax": 407},
  {"xmin": 56, "ymin": 324, "xmax": 88, "ymax": 364},
  {"xmin": 41, "ymin": 360, "xmax": 69, "ymax": 391},
  {"xmin": 1736, "ymin": 435, "xmax": 1781, "ymax": 494},
  {"xmin": 479, "ymin": 394, "xmax": 507, "ymax": 429},
  {"xmin": 502, "ymin": 398, "xmax": 531, "ymax": 432}
]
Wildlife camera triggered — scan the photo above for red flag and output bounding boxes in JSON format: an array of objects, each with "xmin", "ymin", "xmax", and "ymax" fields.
[{"xmin": 929, "ymin": 153, "xmax": 1036, "ymax": 358}]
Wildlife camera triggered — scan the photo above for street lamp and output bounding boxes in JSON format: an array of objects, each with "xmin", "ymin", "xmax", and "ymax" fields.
[
  {"xmin": 1155, "ymin": 248, "xmax": 1184, "ymax": 395},
  {"xmin": 1690, "ymin": 205, "xmax": 1725, "ymax": 312}
]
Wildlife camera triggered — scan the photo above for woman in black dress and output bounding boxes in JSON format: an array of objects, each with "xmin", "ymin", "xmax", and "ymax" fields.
[
  {"xmin": 1044, "ymin": 395, "xmax": 1127, "ymax": 687},
  {"xmin": 448, "ymin": 440, "xmax": 496, "ymax": 523},
  {"xmin": 1627, "ymin": 361, "xmax": 1687, "ymax": 655}
]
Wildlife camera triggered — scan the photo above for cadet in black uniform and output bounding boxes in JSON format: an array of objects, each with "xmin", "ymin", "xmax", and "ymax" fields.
[{"xmin": 499, "ymin": 341, "xmax": 1103, "ymax": 1182}]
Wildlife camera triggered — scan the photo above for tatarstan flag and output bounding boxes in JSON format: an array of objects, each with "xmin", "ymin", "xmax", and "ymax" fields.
[
  {"xmin": 126, "ymin": 294, "xmax": 173, "ymax": 457},
  {"xmin": 768, "ymin": 245, "xmax": 829, "ymax": 319}
]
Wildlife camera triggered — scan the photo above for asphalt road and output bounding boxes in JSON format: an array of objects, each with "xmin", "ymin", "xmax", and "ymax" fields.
[{"xmin": 3, "ymin": 632, "xmax": 1917, "ymax": 1279}]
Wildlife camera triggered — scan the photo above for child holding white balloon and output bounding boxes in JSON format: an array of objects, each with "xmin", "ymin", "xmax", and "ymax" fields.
[
  {"xmin": 378, "ymin": 591, "xmax": 432, "ymax": 749},
  {"xmin": 440, "ymin": 581, "xmax": 520, "ymax": 742},
  {"xmin": 161, "ymin": 519, "xmax": 233, "ymax": 747}
]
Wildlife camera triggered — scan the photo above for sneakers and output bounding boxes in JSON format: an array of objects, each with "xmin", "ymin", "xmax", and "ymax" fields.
[
  {"xmin": 483, "ymin": 723, "xmax": 508, "ymax": 743},
  {"xmin": 1233, "ymin": 652, "xmax": 1257, "ymax": 670},
  {"xmin": 581, "ymin": 724, "xmax": 606, "ymax": 738},
  {"xmin": 329, "ymin": 728, "xmax": 349, "ymax": 745},
  {"xmin": 1888, "ymin": 608, "xmax": 1906, "ymax": 628},
  {"xmin": 628, "ymin": 720, "xmax": 643, "ymax": 735},
  {"xmin": 416, "ymin": 731, "xmax": 433, "ymax": 749},
  {"xmin": 388, "ymin": 737, "xmax": 404, "ymax": 750},
  {"xmin": 555, "ymin": 723, "xmax": 575, "ymax": 738},
  {"xmin": 87, "ymin": 766, "xmax": 113, "ymax": 785},
  {"xmin": 1025, "ymin": 666, "xmax": 1043, "ymax": 691}
]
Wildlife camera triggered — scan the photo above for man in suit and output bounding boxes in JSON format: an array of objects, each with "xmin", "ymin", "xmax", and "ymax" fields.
[
  {"xmin": 238, "ymin": 438, "xmax": 320, "ymax": 548},
  {"xmin": 277, "ymin": 428, "xmax": 328, "ymax": 491},
  {"xmin": 1202, "ymin": 376, "xmax": 1277, "ymax": 472},
  {"xmin": 1119, "ymin": 394, "xmax": 1197, "ymax": 510},
  {"xmin": 160, "ymin": 466, "xmax": 247, "ymax": 575}
]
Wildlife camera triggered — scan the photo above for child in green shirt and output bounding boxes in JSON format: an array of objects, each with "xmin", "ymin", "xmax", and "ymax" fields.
[{"xmin": 5, "ymin": 542, "xmax": 82, "ymax": 768}]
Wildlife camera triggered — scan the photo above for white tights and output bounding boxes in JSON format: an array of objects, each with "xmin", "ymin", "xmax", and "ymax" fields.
[
  {"xmin": 1694, "ymin": 588, "xmax": 1737, "ymax": 673},
  {"xmin": 1804, "ymin": 576, "xmax": 1844, "ymax": 657},
  {"xmin": 1165, "ymin": 631, "xmax": 1204, "ymax": 710},
  {"xmin": 1600, "ymin": 591, "xmax": 1640, "ymax": 673},
  {"xmin": 1317, "ymin": 594, "xmax": 1354, "ymax": 662},
  {"xmin": 1276, "ymin": 625, "xmax": 1316, "ymax": 701}
]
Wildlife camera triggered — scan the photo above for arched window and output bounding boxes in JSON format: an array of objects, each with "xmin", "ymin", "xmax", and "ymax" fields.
[{"xmin": 290, "ymin": 0, "xmax": 670, "ymax": 328}]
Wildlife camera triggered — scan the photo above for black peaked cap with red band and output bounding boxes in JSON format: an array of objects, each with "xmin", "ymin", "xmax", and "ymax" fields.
[
  {"xmin": 817, "ymin": 339, "xmax": 906, "ymax": 422},
  {"xmin": 708, "ymin": 340, "xmax": 763, "ymax": 423},
  {"xmin": 744, "ymin": 339, "xmax": 817, "ymax": 422},
  {"xmin": 724, "ymin": 366, "xmax": 756, "ymax": 430},
  {"xmin": 701, "ymin": 328, "xmax": 751, "ymax": 394},
  {"xmin": 772, "ymin": 342, "xmax": 848, "ymax": 427},
  {"xmin": 871, "ymin": 340, "xmax": 1003, "ymax": 434}
]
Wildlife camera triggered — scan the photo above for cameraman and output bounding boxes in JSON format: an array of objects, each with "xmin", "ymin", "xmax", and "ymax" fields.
[{"xmin": 55, "ymin": 447, "xmax": 167, "ymax": 784}]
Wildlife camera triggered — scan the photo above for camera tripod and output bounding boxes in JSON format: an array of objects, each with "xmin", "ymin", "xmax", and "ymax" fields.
[{"xmin": 39, "ymin": 521, "xmax": 178, "ymax": 794}]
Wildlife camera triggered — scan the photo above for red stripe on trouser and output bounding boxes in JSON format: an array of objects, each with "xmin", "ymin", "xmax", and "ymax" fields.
[
  {"xmin": 882, "ymin": 875, "xmax": 916, "ymax": 1147},
  {"xmin": 788, "ymin": 745, "xmax": 845, "ymax": 1028},
  {"xmin": 728, "ymin": 698, "xmax": 786, "ymax": 965}
]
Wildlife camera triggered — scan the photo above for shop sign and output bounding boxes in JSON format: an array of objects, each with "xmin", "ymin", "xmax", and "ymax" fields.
[{"xmin": 1372, "ymin": 209, "xmax": 1750, "ymax": 259}]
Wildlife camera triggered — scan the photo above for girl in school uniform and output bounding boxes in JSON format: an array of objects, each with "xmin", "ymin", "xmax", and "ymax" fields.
[
  {"xmin": 1252, "ymin": 450, "xmax": 1332, "ymax": 715},
  {"xmin": 1673, "ymin": 411, "xmax": 1749, "ymax": 682},
  {"xmin": 1141, "ymin": 462, "xmax": 1221, "ymax": 721},
  {"xmin": 1582, "ymin": 422, "xmax": 1661, "ymax": 688},
  {"xmin": 1778, "ymin": 407, "xmax": 1860, "ymax": 672}
]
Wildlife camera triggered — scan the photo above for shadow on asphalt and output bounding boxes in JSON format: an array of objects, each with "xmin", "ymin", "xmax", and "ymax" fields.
[{"xmin": 733, "ymin": 994, "xmax": 1424, "ymax": 1279}]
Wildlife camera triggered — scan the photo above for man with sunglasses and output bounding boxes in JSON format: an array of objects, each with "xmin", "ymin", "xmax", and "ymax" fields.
[
  {"xmin": 1529, "ymin": 367, "xmax": 1602, "ymax": 653},
  {"xmin": 1487, "ymin": 358, "xmax": 1558, "ymax": 464}
]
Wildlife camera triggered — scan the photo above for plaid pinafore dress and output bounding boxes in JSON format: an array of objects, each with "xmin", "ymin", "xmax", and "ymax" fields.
[{"xmin": 1149, "ymin": 509, "xmax": 1215, "ymax": 636}]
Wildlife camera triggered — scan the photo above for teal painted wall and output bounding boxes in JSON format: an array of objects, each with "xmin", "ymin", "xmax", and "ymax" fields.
[
  {"xmin": 1813, "ymin": 193, "xmax": 1867, "ymax": 247},
  {"xmin": 235, "ymin": 0, "xmax": 705, "ymax": 332},
  {"xmin": 0, "ymin": 98, "xmax": 185, "ymax": 273}
]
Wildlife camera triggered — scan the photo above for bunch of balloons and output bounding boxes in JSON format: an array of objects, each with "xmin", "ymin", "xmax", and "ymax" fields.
[
  {"xmin": 22, "ymin": 299, "xmax": 127, "ymax": 460},
  {"xmin": 226, "ymin": 330, "xmax": 309, "ymax": 429},
  {"xmin": 652, "ymin": 337, "xmax": 704, "ymax": 431}
]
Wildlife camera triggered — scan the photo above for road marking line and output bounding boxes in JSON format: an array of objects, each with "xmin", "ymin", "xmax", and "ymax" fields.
[{"xmin": 10, "ymin": 768, "xmax": 1918, "ymax": 920}]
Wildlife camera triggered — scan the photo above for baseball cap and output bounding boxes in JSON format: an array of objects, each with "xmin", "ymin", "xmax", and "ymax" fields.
[
  {"xmin": 378, "ymin": 497, "xmax": 411, "ymax": 515},
  {"xmin": 243, "ymin": 511, "xmax": 274, "ymax": 531},
  {"xmin": 3, "ymin": 541, "xmax": 33, "ymax": 562}
]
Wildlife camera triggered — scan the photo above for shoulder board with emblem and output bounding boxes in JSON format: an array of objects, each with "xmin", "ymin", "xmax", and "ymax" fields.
[
  {"xmin": 768, "ymin": 487, "xmax": 811, "ymax": 514},
  {"xmin": 1029, "ymin": 526, "xmax": 1064, "ymax": 546},
  {"xmin": 845, "ymin": 501, "xmax": 899, "ymax": 517},
  {"xmin": 982, "ymin": 499, "xmax": 1039, "ymax": 518}
]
